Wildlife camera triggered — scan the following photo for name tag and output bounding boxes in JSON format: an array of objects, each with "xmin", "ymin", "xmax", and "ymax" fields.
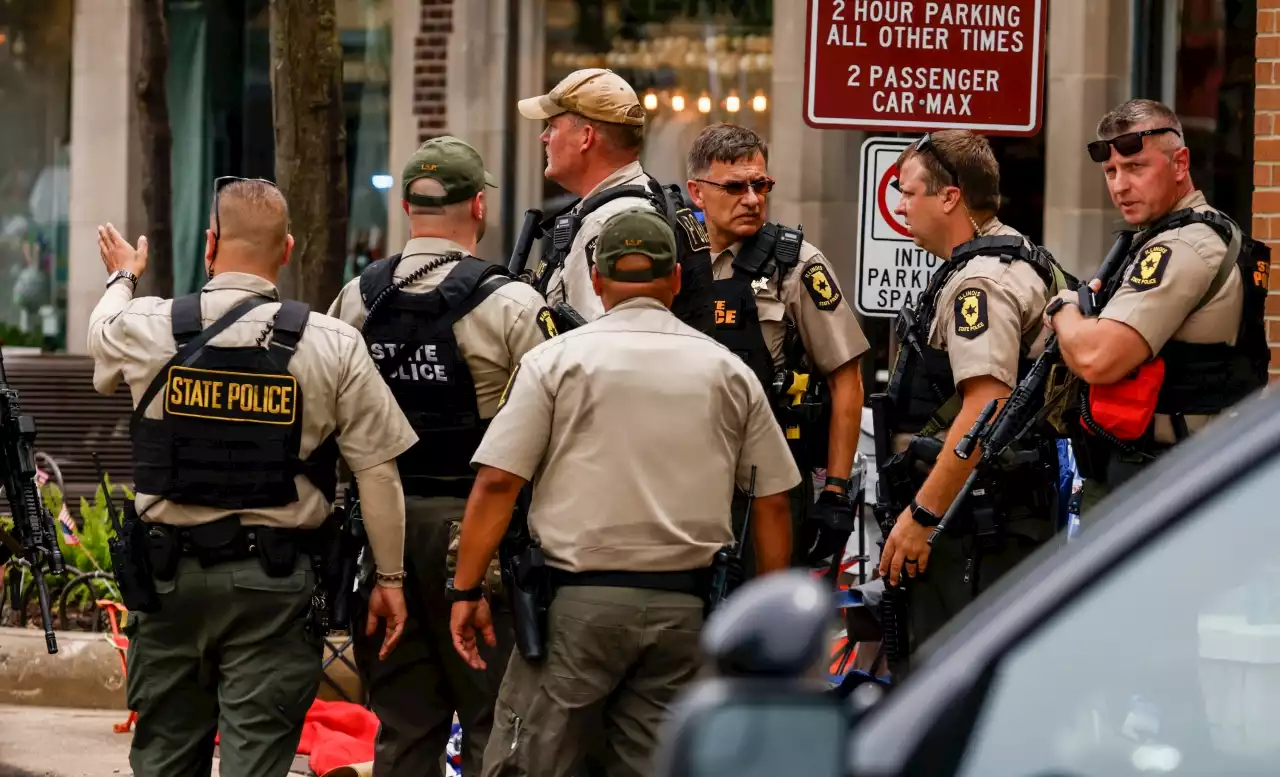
[{"xmin": 165, "ymin": 366, "xmax": 298, "ymax": 425}]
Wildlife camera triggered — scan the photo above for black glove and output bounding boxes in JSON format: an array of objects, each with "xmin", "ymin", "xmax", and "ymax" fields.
[{"xmin": 798, "ymin": 489, "xmax": 856, "ymax": 568}]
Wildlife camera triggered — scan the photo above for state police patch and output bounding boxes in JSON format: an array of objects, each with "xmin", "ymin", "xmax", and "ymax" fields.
[
  {"xmin": 802, "ymin": 263, "xmax": 842, "ymax": 311},
  {"xmin": 1127, "ymin": 244, "xmax": 1169, "ymax": 292},
  {"xmin": 954, "ymin": 288, "xmax": 988, "ymax": 339},
  {"xmin": 536, "ymin": 307, "xmax": 559, "ymax": 339}
]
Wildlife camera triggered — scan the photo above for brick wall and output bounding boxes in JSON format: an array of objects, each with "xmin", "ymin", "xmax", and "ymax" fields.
[
  {"xmin": 1257, "ymin": 3, "xmax": 1280, "ymax": 380},
  {"xmin": 415, "ymin": 0, "xmax": 452, "ymax": 143}
]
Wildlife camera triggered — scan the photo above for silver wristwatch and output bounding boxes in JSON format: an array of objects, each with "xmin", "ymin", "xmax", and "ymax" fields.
[{"xmin": 106, "ymin": 269, "xmax": 139, "ymax": 290}]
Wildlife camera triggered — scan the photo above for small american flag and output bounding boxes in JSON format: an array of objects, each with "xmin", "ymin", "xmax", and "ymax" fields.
[{"xmin": 57, "ymin": 503, "xmax": 80, "ymax": 547}]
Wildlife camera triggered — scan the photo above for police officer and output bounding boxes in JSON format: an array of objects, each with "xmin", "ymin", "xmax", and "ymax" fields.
[
  {"xmin": 448, "ymin": 207, "xmax": 800, "ymax": 777},
  {"xmin": 327, "ymin": 137, "xmax": 552, "ymax": 777},
  {"xmin": 879, "ymin": 130, "xmax": 1070, "ymax": 649},
  {"xmin": 517, "ymin": 67, "xmax": 714, "ymax": 331},
  {"xmin": 87, "ymin": 178, "xmax": 413, "ymax": 777},
  {"xmin": 1045, "ymin": 99, "xmax": 1269, "ymax": 517},
  {"xmin": 686, "ymin": 122, "xmax": 870, "ymax": 577}
]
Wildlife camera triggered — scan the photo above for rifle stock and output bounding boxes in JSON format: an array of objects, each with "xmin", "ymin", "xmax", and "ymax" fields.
[{"xmin": 508, "ymin": 209, "xmax": 544, "ymax": 278}]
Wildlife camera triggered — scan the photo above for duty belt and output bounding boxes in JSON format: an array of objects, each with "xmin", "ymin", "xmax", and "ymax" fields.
[
  {"xmin": 548, "ymin": 567, "xmax": 714, "ymax": 597},
  {"xmin": 146, "ymin": 514, "xmax": 325, "ymax": 579}
]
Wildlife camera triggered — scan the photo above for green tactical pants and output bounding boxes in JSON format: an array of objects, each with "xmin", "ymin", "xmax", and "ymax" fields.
[
  {"xmin": 908, "ymin": 515, "xmax": 1056, "ymax": 652},
  {"xmin": 352, "ymin": 495, "xmax": 514, "ymax": 777},
  {"xmin": 126, "ymin": 555, "xmax": 323, "ymax": 777},
  {"xmin": 482, "ymin": 585, "xmax": 705, "ymax": 777}
]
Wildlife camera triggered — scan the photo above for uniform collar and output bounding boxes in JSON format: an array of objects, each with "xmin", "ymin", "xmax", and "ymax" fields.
[
  {"xmin": 605, "ymin": 296, "xmax": 669, "ymax": 315},
  {"xmin": 712, "ymin": 240, "xmax": 744, "ymax": 264},
  {"xmin": 582, "ymin": 161, "xmax": 646, "ymax": 202},
  {"xmin": 975, "ymin": 216, "xmax": 1005, "ymax": 238},
  {"xmin": 201, "ymin": 271, "xmax": 280, "ymax": 300},
  {"xmin": 400, "ymin": 236, "xmax": 472, "ymax": 259},
  {"xmin": 1171, "ymin": 189, "xmax": 1207, "ymax": 212}
]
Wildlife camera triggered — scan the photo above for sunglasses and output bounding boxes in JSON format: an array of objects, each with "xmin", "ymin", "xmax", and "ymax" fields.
[
  {"xmin": 695, "ymin": 177, "xmax": 776, "ymax": 196},
  {"xmin": 1087, "ymin": 127, "xmax": 1181, "ymax": 163},
  {"xmin": 890, "ymin": 133, "xmax": 960, "ymax": 194}
]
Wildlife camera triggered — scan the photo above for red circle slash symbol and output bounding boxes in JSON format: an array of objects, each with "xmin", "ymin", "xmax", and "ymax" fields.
[{"xmin": 877, "ymin": 163, "xmax": 913, "ymax": 239}]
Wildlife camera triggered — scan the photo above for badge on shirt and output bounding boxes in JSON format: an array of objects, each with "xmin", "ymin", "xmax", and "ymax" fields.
[
  {"xmin": 497, "ymin": 363, "xmax": 521, "ymax": 412},
  {"xmin": 585, "ymin": 235, "xmax": 598, "ymax": 268},
  {"xmin": 536, "ymin": 307, "xmax": 559, "ymax": 340},
  {"xmin": 676, "ymin": 208, "xmax": 711, "ymax": 252},
  {"xmin": 1127, "ymin": 244, "xmax": 1169, "ymax": 291},
  {"xmin": 954, "ymin": 287, "xmax": 988, "ymax": 339},
  {"xmin": 802, "ymin": 263, "xmax": 842, "ymax": 311}
]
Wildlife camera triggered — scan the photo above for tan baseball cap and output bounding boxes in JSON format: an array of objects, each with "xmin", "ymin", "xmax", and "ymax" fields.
[{"xmin": 518, "ymin": 68, "xmax": 646, "ymax": 126}]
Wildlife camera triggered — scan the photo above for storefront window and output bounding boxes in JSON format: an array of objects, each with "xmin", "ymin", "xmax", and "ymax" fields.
[
  {"xmin": 543, "ymin": 0, "xmax": 774, "ymax": 206},
  {"xmin": 1138, "ymin": 0, "xmax": 1255, "ymax": 224},
  {"xmin": 0, "ymin": 0, "xmax": 73, "ymax": 350}
]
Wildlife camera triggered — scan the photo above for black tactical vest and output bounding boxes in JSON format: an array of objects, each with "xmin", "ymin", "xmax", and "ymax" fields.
[
  {"xmin": 887, "ymin": 235, "xmax": 1066, "ymax": 434},
  {"xmin": 710, "ymin": 222, "xmax": 805, "ymax": 394},
  {"xmin": 1098, "ymin": 208, "xmax": 1270, "ymax": 421},
  {"xmin": 530, "ymin": 177, "xmax": 716, "ymax": 334},
  {"xmin": 359, "ymin": 253, "xmax": 513, "ymax": 496},
  {"xmin": 132, "ymin": 294, "xmax": 339, "ymax": 510}
]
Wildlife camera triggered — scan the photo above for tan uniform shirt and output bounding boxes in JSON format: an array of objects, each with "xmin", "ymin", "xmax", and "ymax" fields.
[
  {"xmin": 545, "ymin": 161, "xmax": 653, "ymax": 322},
  {"xmin": 711, "ymin": 238, "xmax": 871, "ymax": 375},
  {"xmin": 471, "ymin": 297, "xmax": 801, "ymax": 574},
  {"xmin": 327, "ymin": 237, "xmax": 552, "ymax": 418},
  {"xmin": 87, "ymin": 272, "xmax": 417, "ymax": 572},
  {"xmin": 927, "ymin": 218, "xmax": 1053, "ymax": 391},
  {"xmin": 1099, "ymin": 190, "xmax": 1243, "ymax": 442}
]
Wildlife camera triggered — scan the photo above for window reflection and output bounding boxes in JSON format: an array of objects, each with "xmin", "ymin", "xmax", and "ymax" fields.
[{"xmin": 956, "ymin": 453, "xmax": 1280, "ymax": 777}]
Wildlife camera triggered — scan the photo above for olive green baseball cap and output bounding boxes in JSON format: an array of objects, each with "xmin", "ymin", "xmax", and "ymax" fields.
[
  {"xmin": 518, "ymin": 68, "xmax": 647, "ymax": 126},
  {"xmin": 401, "ymin": 136, "xmax": 497, "ymax": 206},
  {"xmin": 594, "ymin": 208, "xmax": 676, "ymax": 282}
]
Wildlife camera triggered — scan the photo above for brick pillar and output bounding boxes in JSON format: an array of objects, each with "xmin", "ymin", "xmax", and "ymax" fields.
[
  {"xmin": 416, "ymin": 0, "xmax": 452, "ymax": 143},
  {"xmin": 1257, "ymin": 4, "xmax": 1280, "ymax": 380}
]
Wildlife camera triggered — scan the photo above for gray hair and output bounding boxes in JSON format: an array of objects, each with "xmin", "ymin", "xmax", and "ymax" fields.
[
  {"xmin": 1096, "ymin": 99, "xmax": 1185, "ymax": 149},
  {"xmin": 686, "ymin": 123, "xmax": 769, "ymax": 179},
  {"xmin": 567, "ymin": 113, "xmax": 645, "ymax": 155}
]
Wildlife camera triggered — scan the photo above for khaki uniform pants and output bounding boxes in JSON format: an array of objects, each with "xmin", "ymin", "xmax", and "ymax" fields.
[
  {"xmin": 352, "ymin": 495, "xmax": 514, "ymax": 777},
  {"xmin": 126, "ymin": 555, "xmax": 323, "ymax": 777},
  {"xmin": 482, "ymin": 586, "xmax": 705, "ymax": 777}
]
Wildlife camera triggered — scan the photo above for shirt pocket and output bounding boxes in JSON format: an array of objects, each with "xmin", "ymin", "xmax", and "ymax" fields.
[{"xmin": 755, "ymin": 292, "xmax": 787, "ymax": 324}]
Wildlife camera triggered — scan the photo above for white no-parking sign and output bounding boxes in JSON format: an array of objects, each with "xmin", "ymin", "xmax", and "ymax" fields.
[{"xmin": 855, "ymin": 138, "xmax": 944, "ymax": 318}]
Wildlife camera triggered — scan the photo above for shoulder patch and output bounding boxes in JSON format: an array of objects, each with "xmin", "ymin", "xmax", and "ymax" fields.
[
  {"xmin": 585, "ymin": 235, "xmax": 599, "ymax": 268},
  {"xmin": 535, "ymin": 307, "xmax": 559, "ymax": 339},
  {"xmin": 1127, "ymin": 244, "xmax": 1170, "ymax": 291},
  {"xmin": 497, "ymin": 363, "xmax": 521, "ymax": 412},
  {"xmin": 954, "ymin": 287, "xmax": 988, "ymax": 339},
  {"xmin": 675, "ymin": 208, "xmax": 711, "ymax": 253},
  {"xmin": 801, "ymin": 262, "xmax": 842, "ymax": 311}
]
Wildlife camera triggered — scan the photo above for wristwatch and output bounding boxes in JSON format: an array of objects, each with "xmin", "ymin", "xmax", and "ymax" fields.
[
  {"xmin": 1044, "ymin": 296, "xmax": 1069, "ymax": 319},
  {"xmin": 824, "ymin": 476, "xmax": 852, "ymax": 493},
  {"xmin": 106, "ymin": 269, "xmax": 139, "ymax": 291},
  {"xmin": 444, "ymin": 578, "xmax": 484, "ymax": 603},
  {"xmin": 909, "ymin": 500, "xmax": 942, "ymax": 528}
]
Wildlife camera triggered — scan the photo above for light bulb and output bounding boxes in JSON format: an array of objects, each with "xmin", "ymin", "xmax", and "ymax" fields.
[
  {"xmin": 697, "ymin": 93, "xmax": 712, "ymax": 114},
  {"xmin": 643, "ymin": 92, "xmax": 658, "ymax": 111},
  {"xmin": 752, "ymin": 91, "xmax": 768, "ymax": 112},
  {"xmin": 726, "ymin": 92, "xmax": 741, "ymax": 112},
  {"xmin": 671, "ymin": 93, "xmax": 686, "ymax": 111}
]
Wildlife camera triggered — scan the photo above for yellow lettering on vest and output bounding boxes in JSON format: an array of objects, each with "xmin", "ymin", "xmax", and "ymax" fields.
[
  {"xmin": 169, "ymin": 376, "xmax": 185, "ymax": 405},
  {"xmin": 279, "ymin": 385, "xmax": 293, "ymax": 417},
  {"xmin": 190, "ymin": 378, "xmax": 206, "ymax": 408},
  {"xmin": 228, "ymin": 383, "xmax": 242, "ymax": 408},
  {"xmin": 266, "ymin": 385, "xmax": 280, "ymax": 414},
  {"xmin": 251, "ymin": 384, "xmax": 265, "ymax": 414},
  {"xmin": 209, "ymin": 380, "xmax": 224, "ymax": 409},
  {"xmin": 237, "ymin": 384, "xmax": 253, "ymax": 411}
]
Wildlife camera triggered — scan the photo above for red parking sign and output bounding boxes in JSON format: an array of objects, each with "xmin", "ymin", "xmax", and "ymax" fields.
[{"xmin": 803, "ymin": 0, "xmax": 1048, "ymax": 136}]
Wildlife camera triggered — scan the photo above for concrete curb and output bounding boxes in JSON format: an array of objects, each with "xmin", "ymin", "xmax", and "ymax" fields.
[{"xmin": 0, "ymin": 627, "xmax": 364, "ymax": 711}]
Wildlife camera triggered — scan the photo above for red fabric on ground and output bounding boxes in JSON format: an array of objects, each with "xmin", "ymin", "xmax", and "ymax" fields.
[{"xmin": 300, "ymin": 698, "xmax": 379, "ymax": 775}]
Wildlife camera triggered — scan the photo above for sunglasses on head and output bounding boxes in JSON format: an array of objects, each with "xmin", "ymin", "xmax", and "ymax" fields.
[
  {"xmin": 889, "ymin": 134, "xmax": 960, "ymax": 194},
  {"xmin": 1086, "ymin": 127, "xmax": 1181, "ymax": 163},
  {"xmin": 212, "ymin": 176, "xmax": 280, "ymax": 239},
  {"xmin": 694, "ymin": 177, "xmax": 776, "ymax": 196}
]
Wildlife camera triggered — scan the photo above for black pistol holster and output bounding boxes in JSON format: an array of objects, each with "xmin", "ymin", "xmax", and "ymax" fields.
[
  {"xmin": 112, "ymin": 500, "xmax": 161, "ymax": 614},
  {"xmin": 500, "ymin": 486, "xmax": 550, "ymax": 662}
]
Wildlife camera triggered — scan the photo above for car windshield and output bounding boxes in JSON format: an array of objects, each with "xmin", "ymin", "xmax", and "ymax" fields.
[{"xmin": 954, "ymin": 450, "xmax": 1280, "ymax": 777}]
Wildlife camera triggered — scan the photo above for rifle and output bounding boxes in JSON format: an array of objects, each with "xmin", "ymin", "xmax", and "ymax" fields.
[
  {"xmin": 929, "ymin": 231, "xmax": 1136, "ymax": 544},
  {"xmin": 1, "ymin": 350, "xmax": 64, "ymax": 654},
  {"xmin": 508, "ymin": 206, "xmax": 587, "ymax": 333},
  {"xmin": 707, "ymin": 465, "xmax": 755, "ymax": 611},
  {"xmin": 869, "ymin": 391, "xmax": 911, "ymax": 680},
  {"xmin": 330, "ymin": 484, "xmax": 366, "ymax": 631}
]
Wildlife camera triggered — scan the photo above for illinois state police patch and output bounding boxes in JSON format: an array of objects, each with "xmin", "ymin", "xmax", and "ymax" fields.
[
  {"xmin": 497, "ymin": 363, "xmax": 521, "ymax": 412},
  {"xmin": 535, "ymin": 307, "xmax": 558, "ymax": 339},
  {"xmin": 954, "ymin": 287, "xmax": 988, "ymax": 339},
  {"xmin": 1127, "ymin": 244, "xmax": 1169, "ymax": 291},
  {"xmin": 802, "ymin": 263, "xmax": 842, "ymax": 311}
]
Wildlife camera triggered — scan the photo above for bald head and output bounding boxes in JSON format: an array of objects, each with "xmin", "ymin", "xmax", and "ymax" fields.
[
  {"xmin": 404, "ymin": 177, "xmax": 487, "ymax": 248},
  {"xmin": 206, "ymin": 179, "xmax": 291, "ymax": 276}
]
